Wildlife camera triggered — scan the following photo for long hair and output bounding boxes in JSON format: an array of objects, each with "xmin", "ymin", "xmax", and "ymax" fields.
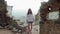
[{"xmin": 27, "ymin": 8, "xmax": 32, "ymax": 15}]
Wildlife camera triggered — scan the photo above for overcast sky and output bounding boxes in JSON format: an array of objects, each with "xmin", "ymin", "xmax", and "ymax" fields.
[{"xmin": 5, "ymin": 0, "xmax": 48, "ymax": 19}]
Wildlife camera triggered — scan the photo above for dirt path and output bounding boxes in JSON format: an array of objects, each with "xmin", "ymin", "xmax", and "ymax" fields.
[{"xmin": 0, "ymin": 29, "xmax": 14, "ymax": 34}]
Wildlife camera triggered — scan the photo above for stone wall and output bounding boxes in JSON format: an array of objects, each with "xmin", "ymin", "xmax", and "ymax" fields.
[{"xmin": 39, "ymin": 0, "xmax": 60, "ymax": 34}]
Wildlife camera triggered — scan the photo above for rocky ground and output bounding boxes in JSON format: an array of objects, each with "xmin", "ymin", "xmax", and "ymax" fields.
[{"xmin": 32, "ymin": 25, "xmax": 39, "ymax": 34}]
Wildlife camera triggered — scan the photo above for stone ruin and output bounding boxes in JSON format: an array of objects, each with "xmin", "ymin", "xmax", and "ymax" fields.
[
  {"xmin": 0, "ymin": 0, "xmax": 9, "ymax": 27},
  {"xmin": 40, "ymin": 0, "xmax": 60, "ymax": 34},
  {"xmin": 0, "ymin": 0, "xmax": 18, "ymax": 28}
]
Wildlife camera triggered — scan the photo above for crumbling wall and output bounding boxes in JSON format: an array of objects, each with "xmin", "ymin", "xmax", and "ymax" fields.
[{"xmin": 40, "ymin": 0, "xmax": 60, "ymax": 34}]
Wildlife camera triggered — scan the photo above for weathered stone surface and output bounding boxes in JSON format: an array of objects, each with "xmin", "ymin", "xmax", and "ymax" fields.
[{"xmin": 39, "ymin": 0, "xmax": 60, "ymax": 34}]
